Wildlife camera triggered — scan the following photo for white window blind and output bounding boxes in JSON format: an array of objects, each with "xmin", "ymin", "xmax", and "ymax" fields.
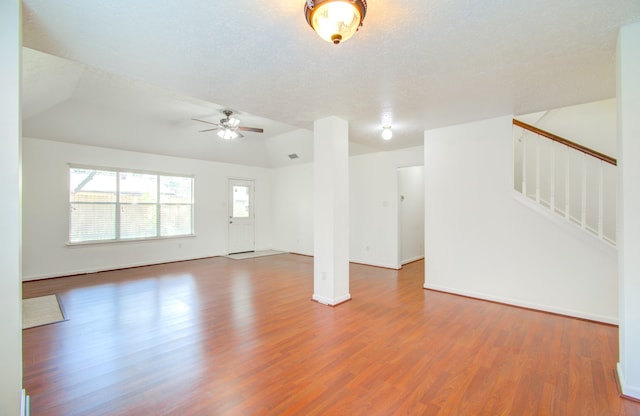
[{"xmin": 69, "ymin": 166, "xmax": 194, "ymax": 243}]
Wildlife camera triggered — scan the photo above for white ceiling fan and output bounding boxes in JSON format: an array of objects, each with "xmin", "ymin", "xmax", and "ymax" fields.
[{"xmin": 192, "ymin": 110, "xmax": 264, "ymax": 140}]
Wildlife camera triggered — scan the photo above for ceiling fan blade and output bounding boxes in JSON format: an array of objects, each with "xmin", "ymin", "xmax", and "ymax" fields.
[
  {"xmin": 199, "ymin": 128, "xmax": 219, "ymax": 132},
  {"xmin": 238, "ymin": 126, "xmax": 264, "ymax": 133},
  {"xmin": 192, "ymin": 118, "xmax": 220, "ymax": 127}
]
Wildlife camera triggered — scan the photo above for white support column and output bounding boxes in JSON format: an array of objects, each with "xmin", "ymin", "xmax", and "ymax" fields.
[
  {"xmin": 0, "ymin": 1, "xmax": 24, "ymax": 414},
  {"xmin": 617, "ymin": 21, "xmax": 640, "ymax": 401},
  {"xmin": 312, "ymin": 116, "xmax": 351, "ymax": 306}
]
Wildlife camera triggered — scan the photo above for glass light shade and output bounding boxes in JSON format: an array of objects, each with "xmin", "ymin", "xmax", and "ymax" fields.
[
  {"xmin": 218, "ymin": 129, "xmax": 239, "ymax": 140},
  {"xmin": 381, "ymin": 127, "xmax": 393, "ymax": 140},
  {"xmin": 305, "ymin": 0, "xmax": 367, "ymax": 45}
]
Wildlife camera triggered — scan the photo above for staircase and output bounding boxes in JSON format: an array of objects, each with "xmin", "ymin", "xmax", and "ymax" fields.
[{"xmin": 512, "ymin": 119, "xmax": 617, "ymax": 246}]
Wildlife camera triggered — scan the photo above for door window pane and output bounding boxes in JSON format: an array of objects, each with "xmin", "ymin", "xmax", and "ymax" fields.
[{"xmin": 232, "ymin": 185, "xmax": 250, "ymax": 218}]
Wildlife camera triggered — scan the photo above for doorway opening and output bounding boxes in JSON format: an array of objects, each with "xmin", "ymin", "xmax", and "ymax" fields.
[{"xmin": 398, "ymin": 166, "xmax": 425, "ymax": 265}]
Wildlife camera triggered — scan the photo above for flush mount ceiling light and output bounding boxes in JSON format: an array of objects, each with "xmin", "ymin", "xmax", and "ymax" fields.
[
  {"xmin": 381, "ymin": 125, "xmax": 393, "ymax": 141},
  {"xmin": 304, "ymin": 0, "xmax": 367, "ymax": 45},
  {"xmin": 380, "ymin": 110, "xmax": 393, "ymax": 140}
]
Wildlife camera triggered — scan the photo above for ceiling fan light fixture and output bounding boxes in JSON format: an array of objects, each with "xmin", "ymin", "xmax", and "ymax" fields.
[
  {"xmin": 228, "ymin": 117, "xmax": 240, "ymax": 128},
  {"xmin": 217, "ymin": 129, "xmax": 240, "ymax": 140},
  {"xmin": 193, "ymin": 110, "xmax": 262, "ymax": 140},
  {"xmin": 304, "ymin": 0, "xmax": 367, "ymax": 45}
]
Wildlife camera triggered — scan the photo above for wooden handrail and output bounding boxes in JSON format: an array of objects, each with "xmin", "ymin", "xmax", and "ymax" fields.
[{"xmin": 513, "ymin": 119, "xmax": 617, "ymax": 166}]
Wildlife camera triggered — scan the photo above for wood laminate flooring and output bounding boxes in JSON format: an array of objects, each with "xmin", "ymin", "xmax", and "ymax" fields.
[{"xmin": 22, "ymin": 255, "xmax": 640, "ymax": 415}]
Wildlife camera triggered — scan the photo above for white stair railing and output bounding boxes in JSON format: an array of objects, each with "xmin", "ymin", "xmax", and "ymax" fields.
[{"xmin": 513, "ymin": 119, "xmax": 617, "ymax": 246}]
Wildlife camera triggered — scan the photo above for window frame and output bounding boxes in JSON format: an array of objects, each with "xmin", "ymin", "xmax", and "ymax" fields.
[{"xmin": 67, "ymin": 164, "xmax": 195, "ymax": 246}]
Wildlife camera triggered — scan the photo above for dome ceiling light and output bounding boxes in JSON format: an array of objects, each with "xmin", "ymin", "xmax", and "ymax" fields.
[
  {"xmin": 381, "ymin": 110, "xmax": 393, "ymax": 140},
  {"xmin": 381, "ymin": 125, "xmax": 393, "ymax": 141},
  {"xmin": 304, "ymin": 0, "xmax": 367, "ymax": 45}
]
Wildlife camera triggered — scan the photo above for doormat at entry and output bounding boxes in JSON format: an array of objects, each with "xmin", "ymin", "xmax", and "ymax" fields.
[{"xmin": 22, "ymin": 294, "xmax": 67, "ymax": 329}]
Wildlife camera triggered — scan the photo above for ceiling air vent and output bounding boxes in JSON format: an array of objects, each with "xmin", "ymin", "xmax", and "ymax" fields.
[{"xmin": 288, "ymin": 153, "xmax": 299, "ymax": 160}]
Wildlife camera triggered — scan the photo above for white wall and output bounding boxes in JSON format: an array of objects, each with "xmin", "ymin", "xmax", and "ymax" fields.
[
  {"xmin": 398, "ymin": 166, "xmax": 425, "ymax": 264},
  {"xmin": 272, "ymin": 146, "xmax": 424, "ymax": 269},
  {"xmin": 0, "ymin": 1, "xmax": 23, "ymax": 413},
  {"xmin": 424, "ymin": 116, "xmax": 618, "ymax": 323},
  {"xmin": 517, "ymin": 98, "xmax": 617, "ymax": 157},
  {"xmin": 271, "ymin": 163, "xmax": 314, "ymax": 255},
  {"xmin": 22, "ymin": 138, "xmax": 273, "ymax": 280}
]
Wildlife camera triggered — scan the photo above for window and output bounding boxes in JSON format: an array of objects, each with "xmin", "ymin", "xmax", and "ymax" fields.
[
  {"xmin": 69, "ymin": 166, "xmax": 194, "ymax": 244},
  {"xmin": 232, "ymin": 185, "xmax": 250, "ymax": 218}
]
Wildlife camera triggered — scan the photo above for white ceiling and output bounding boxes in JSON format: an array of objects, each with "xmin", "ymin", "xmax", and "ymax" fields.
[{"xmin": 20, "ymin": 0, "xmax": 640, "ymax": 167}]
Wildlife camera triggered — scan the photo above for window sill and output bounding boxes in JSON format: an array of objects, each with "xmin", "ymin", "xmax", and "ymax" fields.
[{"xmin": 66, "ymin": 234, "xmax": 196, "ymax": 248}]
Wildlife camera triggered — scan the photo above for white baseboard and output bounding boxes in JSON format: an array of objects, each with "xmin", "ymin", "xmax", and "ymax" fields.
[
  {"xmin": 424, "ymin": 282, "xmax": 618, "ymax": 325},
  {"xmin": 401, "ymin": 255, "xmax": 425, "ymax": 265},
  {"xmin": 312, "ymin": 293, "xmax": 351, "ymax": 306},
  {"xmin": 350, "ymin": 259, "xmax": 401, "ymax": 270},
  {"xmin": 25, "ymin": 250, "xmax": 409, "ymax": 281},
  {"xmin": 618, "ymin": 363, "xmax": 640, "ymax": 400},
  {"xmin": 21, "ymin": 254, "xmax": 221, "ymax": 281},
  {"xmin": 21, "ymin": 389, "xmax": 30, "ymax": 416},
  {"xmin": 286, "ymin": 250, "xmax": 313, "ymax": 257},
  {"xmin": 276, "ymin": 249, "xmax": 403, "ymax": 270}
]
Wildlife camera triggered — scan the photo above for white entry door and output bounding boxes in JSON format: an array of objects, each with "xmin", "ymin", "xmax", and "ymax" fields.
[{"xmin": 228, "ymin": 179, "xmax": 255, "ymax": 254}]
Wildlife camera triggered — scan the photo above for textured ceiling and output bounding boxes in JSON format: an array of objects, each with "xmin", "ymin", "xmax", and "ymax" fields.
[{"xmin": 20, "ymin": 0, "xmax": 640, "ymax": 167}]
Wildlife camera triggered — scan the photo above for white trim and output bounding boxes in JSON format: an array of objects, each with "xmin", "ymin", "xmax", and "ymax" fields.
[
  {"xmin": 401, "ymin": 255, "xmax": 424, "ymax": 266},
  {"xmin": 68, "ymin": 163, "xmax": 194, "ymax": 179},
  {"xmin": 350, "ymin": 259, "xmax": 401, "ymax": 270},
  {"xmin": 66, "ymin": 233, "xmax": 196, "ymax": 247},
  {"xmin": 618, "ymin": 363, "xmax": 640, "ymax": 399},
  {"xmin": 286, "ymin": 250, "xmax": 313, "ymax": 257},
  {"xmin": 21, "ymin": 254, "xmax": 219, "ymax": 281},
  {"xmin": 21, "ymin": 389, "xmax": 29, "ymax": 416},
  {"xmin": 423, "ymin": 282, "xmax": 618, "ymax": 325},
  {"xmin": 279, "ymin": 250, "xmax": 403, "ymax": 270},
  {"xmin": 312, "ymin": 293, "xmax": 351, "ymax": 306}
]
